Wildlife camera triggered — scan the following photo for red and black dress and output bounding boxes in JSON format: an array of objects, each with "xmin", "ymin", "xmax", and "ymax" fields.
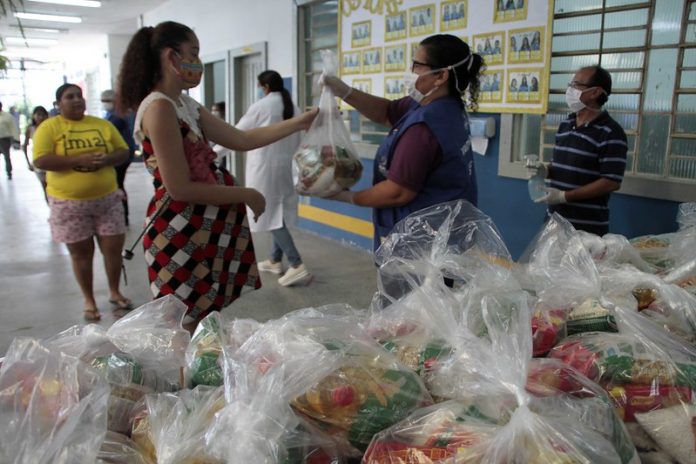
[{"xmin": 138, "ymin": 93, "xmax": 260, "ymax": 321}]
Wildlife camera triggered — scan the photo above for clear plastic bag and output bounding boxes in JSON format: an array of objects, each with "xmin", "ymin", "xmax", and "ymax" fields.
[
  {"xmin": 0, "ymin": 338, "xmax": 110, "ymax": 464},
  {"xmin": 293, "ymin": 50, "xmax": 363, "ymax": 197},
  {"xmin": 216, "ymin": 307, "xmax": 432, "ymax": 455},
  {"xmin": 97, "ymin": 431, "xmax": 153, "ymax": 464},
  {"xmin": 549, "ymin": 299, "xmax": 696, "ymax": 463},
  {"xmin": 364, "ymin": 273, "xmax": 638, "ymax": 463},
  {"xmin": 578, "ymin": 231, "xmax": 657, "ymax": 273},
  {"xmin": 184, "ymin": 312, "xmax": 260, "ymax": 388}
]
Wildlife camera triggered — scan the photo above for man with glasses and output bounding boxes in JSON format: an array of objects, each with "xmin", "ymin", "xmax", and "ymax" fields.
[{"xmin": 532, "ymin": 65, "xmax": 627, "ymax": 236}]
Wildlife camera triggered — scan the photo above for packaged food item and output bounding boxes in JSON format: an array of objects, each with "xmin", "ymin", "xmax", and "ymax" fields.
[
  {"xmin": 532, "ymin": 307, "xmax": 567, "ymax": 356},
  {"xmin": 629, "ymin": 234, "xmax": 675, "ymax": 271},
  {"xmin": 293, "ymin": 50, "xmax": 362, "ymax": 197},
  {"xmin": 97, "ymin": 431, "xmax": 154, "ymax": 464},
  {"xmin": 0, "ymin": 338, "xmax": 110, "ymax": 464}
]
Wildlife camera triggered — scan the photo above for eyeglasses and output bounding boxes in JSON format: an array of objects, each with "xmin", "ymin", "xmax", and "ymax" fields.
[
  {"xmin": 411, "ymin": 60, "xmax": 434, "ymax": 71},
  {"xmin": 568, "ymin": 80, "xmax": 592, "ymax": 90}
]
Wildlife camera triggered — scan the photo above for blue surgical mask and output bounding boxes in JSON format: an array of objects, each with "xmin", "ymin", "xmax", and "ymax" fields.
[{"xmin": 256, "ymin": 87, "xmax": 265, "ymax": 100}]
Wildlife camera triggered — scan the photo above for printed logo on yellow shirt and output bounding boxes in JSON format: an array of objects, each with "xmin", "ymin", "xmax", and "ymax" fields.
[{"xmin": 64, "ymin": 128, "xmax": 107, "ymax": 172}]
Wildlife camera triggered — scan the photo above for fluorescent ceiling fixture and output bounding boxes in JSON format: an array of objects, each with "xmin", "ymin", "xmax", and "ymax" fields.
[
  {"xmin": 10, "ymin": 25, "xmax": 65, "ymax": 33},
  {"xmin": 14, "ymin": 12, "xmax": 82, "ymax": 23},
  {"xmin": 5, "ymin": 37, "xmax": 59, "ymax": 46},
  {"xmin": 26, "ymin": 0, "xmax": 101, "ymax": 6}
]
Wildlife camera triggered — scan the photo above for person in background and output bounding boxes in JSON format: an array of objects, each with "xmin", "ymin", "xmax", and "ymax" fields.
[
  {"xmin": 116, "ymin": 21, "xmax": 316, "ymax": 328},
  {"xmin": 48, "ymin": 101, "xmax": 60, "ymax": 117},
  {"xmin": 22, "ymin": 105, "xmax": 50, "ymax": 202},
  {"xmin": 236, "ymin": 70, "xmax": 310, "ymax": 287},
  {"xmin": 101, "ymin": 89, "xmax": 136, "ymax": 226},
  {"xmin": 322, "ymin": 34, "xmax": 482, "ymax": 251},
  {"xmin": 32, "ymin": 83, "xmax": 133, "ymax": 321},
  {"xmin": 9, "ymin": 106, "xmax": 21, "ymax": 149},
  {"xmin": 0, "ymin": 101, "xmax": 20, "ymax": 180},
  {"xmin": 210, "ymin": 101, "xmax": 233, "ymax": 170},
  {"xmin": 531, "ymin": 65, "xmax": 627, "ymax": 235}
]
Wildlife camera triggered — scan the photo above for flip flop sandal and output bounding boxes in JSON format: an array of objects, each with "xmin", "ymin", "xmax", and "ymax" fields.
[
  {"xmin": 109, "ymin": 298, "xmax": 133, "ymax": 310},
  {"xmin": 84, "ymin": 308, "xmax": 101, "ymax": 321}
]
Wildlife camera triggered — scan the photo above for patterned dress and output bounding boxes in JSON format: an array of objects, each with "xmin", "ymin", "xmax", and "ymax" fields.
[{"xmin": 139, "ymin": 97, "xmax": 260, "ymax": 321}]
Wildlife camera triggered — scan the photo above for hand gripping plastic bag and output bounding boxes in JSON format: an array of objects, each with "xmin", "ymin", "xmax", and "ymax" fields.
[
  {"xmin": 293, "ymin": 50, "xmax": 362, "ymax": 197},
  {"xmin": 364, "ymin": 277, "xmax": 638, "ymax": 463},
  {"xmin": 0, "ymin": 338, "xmax": 110, "ymax": 464}
]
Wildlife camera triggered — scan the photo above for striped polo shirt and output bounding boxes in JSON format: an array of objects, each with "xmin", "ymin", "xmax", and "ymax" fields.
[{"xmin": 547, "ymin": 111, "xmax": 627, "ymax": 235}]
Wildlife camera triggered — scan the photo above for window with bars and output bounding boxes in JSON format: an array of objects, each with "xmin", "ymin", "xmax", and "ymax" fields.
[
  {"xmin": 508, "ymin": 0, "xmax": 696, "ymax": 191},
  {"xmin": 298, "ymin": 0, "xmax": 339, "ymax": 111}
]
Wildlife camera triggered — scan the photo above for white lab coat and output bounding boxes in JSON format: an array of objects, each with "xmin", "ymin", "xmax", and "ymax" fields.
[{"xmin": 236, "ymin": 92, "xmax": 301, "ymax": 232}]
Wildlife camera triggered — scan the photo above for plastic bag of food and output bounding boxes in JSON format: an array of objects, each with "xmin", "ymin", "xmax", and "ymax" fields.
[
  {"xmin": 222, "ymin": 307, "xmax": 432, "ymax": 454},
  {"xmin": 97, "ymin": 431, "xmax": 154, "ymax": 464},
  {"xmin": 549, "ymin": 298, "xmax": 696, "ymax": 463},
  {"xmin": 629, "ymin": 234, "xmax": 675, "ymax": 271},
  {"xmin": 133, "ymin": 385, "xmax": 226, "ymax": 464},
  {"xmin": 517, "ymin": 214, "xmax": 625, "ymax": 339},
  {"xmin": 364, "ymin": 276, "xmax": 638, "ymax": 463},
  {"xmin": 0, "ymin": 338, "xmax": 110, "ymax": 464},
  {"xmin": 185, "ymin": 312, "xmax": 260, "ymax": 388},
  {"xmin": 293, "ymin": 50, "xmax": 362, "ymax": 197},
  {"xmin": 601, "ymin": 266, "xmax": 696, "ymax": 343},
  {"xmin": 578, "ymin": 231, "xmax": 656, "ymax": 273},
  {"xmin": 106, "ymin": 295, "xmax": 190, "ymax": 390}
]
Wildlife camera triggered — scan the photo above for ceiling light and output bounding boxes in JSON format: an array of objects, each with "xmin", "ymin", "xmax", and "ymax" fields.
[
  {"xmin": 26, "ymin": 0, "xmax": 101, "ymax": 7},
  {"xmin": 5, "ymin": 37, "xmax": 59, "ymax": 47},
  {"xmin": 14, "ymin": 12, "xmax": 82, "ymax": 23},
  {"xmin": 10, "ymin": 25, "xmax": 65, "ymax": 33}
]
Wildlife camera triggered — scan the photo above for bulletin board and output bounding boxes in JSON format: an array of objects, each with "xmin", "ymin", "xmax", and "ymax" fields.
[{"xmin": 339, "ymin": 0, "xmax": 554, "ymax": 114}]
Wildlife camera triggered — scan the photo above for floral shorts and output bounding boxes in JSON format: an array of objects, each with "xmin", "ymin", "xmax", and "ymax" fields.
[{"xmin": 48, "ymin": 190, "xmax": 126, "ymax": 243}]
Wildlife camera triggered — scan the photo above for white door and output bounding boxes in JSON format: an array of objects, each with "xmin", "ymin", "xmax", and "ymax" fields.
[{"xmin": 233, "ymin": 52, "xmax": 265, "ymax": 186}]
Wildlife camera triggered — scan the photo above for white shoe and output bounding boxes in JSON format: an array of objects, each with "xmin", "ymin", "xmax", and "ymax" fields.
[
  {"xmin": 257, "ymin": 259, "xmax": 282, "ymax": 274},
  {"xmin": 278, "ymin": 264, "xmax": 310, "ymax": 287}
]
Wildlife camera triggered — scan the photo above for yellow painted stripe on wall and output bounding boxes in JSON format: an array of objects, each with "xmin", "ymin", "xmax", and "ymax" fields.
[{"xmin": 298, "ymin": 203, "xmax": 374, "ymax": 239}]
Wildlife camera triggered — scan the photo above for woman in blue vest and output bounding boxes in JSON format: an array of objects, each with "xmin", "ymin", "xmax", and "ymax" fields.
[{"xmin": 323, "ymin": 34, "xmax": 483, "ymax": 250}]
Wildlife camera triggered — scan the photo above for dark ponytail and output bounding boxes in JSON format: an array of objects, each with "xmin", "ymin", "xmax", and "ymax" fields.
[
  {"xmin": 257, "ymin": 70, "xmax": 294, "ymax": 120},
  {"xmin": 117, "ymin": 21, "xmax": 195, "ymax": 113},
  {"xmin": 420, "ymin": 34, "xmax": 485, "ymax": 111}
]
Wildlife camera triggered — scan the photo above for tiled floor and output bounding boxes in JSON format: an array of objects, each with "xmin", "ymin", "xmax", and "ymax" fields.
[{"xmin": 0, "ymin": 155, "xmax": 377, "ymax": 354}]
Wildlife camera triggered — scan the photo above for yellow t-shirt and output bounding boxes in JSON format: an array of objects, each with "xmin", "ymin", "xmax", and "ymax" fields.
[{"xmin": 33, "ymin": 115, "xmax": 128, "ymax": 200}]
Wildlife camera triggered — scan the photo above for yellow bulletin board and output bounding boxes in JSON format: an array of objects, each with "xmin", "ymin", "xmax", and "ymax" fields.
[{"xmin": 339, "ymin": 0, "xmax": 554, "ymax": 114}]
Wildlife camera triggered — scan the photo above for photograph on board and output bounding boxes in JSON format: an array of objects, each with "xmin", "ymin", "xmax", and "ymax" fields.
[
  {"xmin": 362, "ymin": 47, "xmax": 383, "ymax": 74},
  {"xmin": 351, "ymin": 20, "xmax": 371, "ymax": 48},
  {"xmin": 385, "ymin": 11, "xmax": 407, "ymax": 41},
  {"xmin": 352, "ymin": 78, "xmax": 372, "ymax": 94},
  {"xmin": 342, "ymin": 51, "xmax": 362, "ymax": 75},
  {"xmin": 384, "ymin": 44, "xmax": 407, "ymax": 72},
  {"xmin": 494, "ymin": 0, "xmax": 528, "ymax": 23},
  {"xmin": 385, "ymin": 76, "xmax": 407, "ymax": 99},
  {"xmin": 508, "ymin": 26, "xmax": 544, "ymax": 63},
  {"xmin": 480, "ymin": 70, "xmax": 504, "ymax": 103},
  {"xmin": 506, "ymin": 68, "xmax": 542, "ymax": 103},
  {"xmin": 473, "ymin": 32, "xmax": 504, "ymax": 66},
  {"xmin": 409, "ymin": 4, "xmax": 436, "ymax": 37},
  {"xmin": 441, "ymin": 0, "xmax": 467, "ymax": 31}
]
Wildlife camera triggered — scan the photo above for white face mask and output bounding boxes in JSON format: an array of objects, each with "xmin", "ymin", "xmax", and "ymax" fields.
[
  {"xmin": 102, "ymin": 102, "xmax": 114, "ymax": 112},
  {"xmin": 404, "ymin": 54, "xmax": 473, "ymax": 103},
  {"xmin": 403, "ymin": 69, "xmax": 439, "ymax": 103},
  {"xmin": 565, "ymin": 86, "xmax": 586, "ymax": 112}
]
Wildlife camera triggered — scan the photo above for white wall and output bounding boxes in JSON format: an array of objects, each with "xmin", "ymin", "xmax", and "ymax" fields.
[
  {"xmin": 107, "ymin": 34, "xmax": 134, "ymax": 89},
  {"xmin": 142, "ymin": 0, "xmax": 298, "ymax": 95}
]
